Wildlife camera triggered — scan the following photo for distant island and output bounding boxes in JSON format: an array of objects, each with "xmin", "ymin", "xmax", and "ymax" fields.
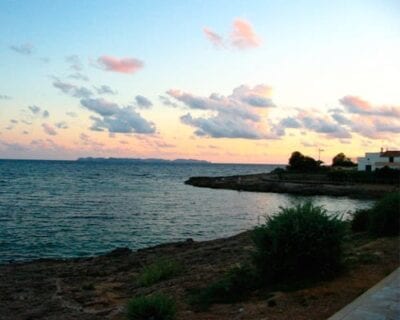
[{"xmin": 76, "ymin": 157, "xmax": 211, "ymax": 164}]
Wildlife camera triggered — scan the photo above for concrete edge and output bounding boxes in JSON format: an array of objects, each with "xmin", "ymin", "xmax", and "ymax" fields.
[{"xmin": 327, "ymin": 267, "xmax": 400, "ymax": 320}]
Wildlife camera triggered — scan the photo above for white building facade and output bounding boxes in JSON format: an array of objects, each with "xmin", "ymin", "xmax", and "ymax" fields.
[{"xmin": 357, "ymin": 150, "xmax": 400, "ymax": 171}]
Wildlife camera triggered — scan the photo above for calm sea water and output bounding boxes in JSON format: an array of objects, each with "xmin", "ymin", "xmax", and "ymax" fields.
[{"xmin": 0, "ymin": 160, "xmax": 372, "ymax": 263}]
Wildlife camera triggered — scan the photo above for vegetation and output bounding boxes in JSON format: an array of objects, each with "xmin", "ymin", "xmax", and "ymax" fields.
[
  {"xmin": 332, "ymin": 153, "xmax": 356, "ymax": 167},
  {"xmin": 328, "ymin": 166, "xmax": 400, "ymax": 184},
  {"xmin": 287, "ymin": 151, "xmax": 322, "ymax": 172},
  {"xmin": 189, "ymin": 264, "xmax": 259, "ymax": 309},
  {"xmin": 138, "ymin": 258, "xmax": 181, "ymax": 287},
  {"xmin": 368, "ymin": 192, "xmax": 400, "ymax": 236},
  {"xmin": 349, "ymin": 192, "xmax": 400, "ymax": 236},
  {"xmin": 126, "ymin": 294, "xmax": 176, "ymax": 320},
  {"xmin": 350, "ymin": 208, "xmax": 371, "ymax": 232},
  {"xmin": 252, "ymin": 202, "xmax": 346, "ymax": 284}
]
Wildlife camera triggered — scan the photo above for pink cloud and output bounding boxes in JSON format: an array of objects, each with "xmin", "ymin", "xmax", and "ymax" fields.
[
  {"xmin": 340, "ymin": 95, "xmax": 400, "ymax": 117},
  {"xmin": 203, "ymin": 28, "xmax": 224, "ymax": 48},
  {"xmin": 97, "ymin": 56, "xmax": 144, "ymax": 74},
  {"xmin": 42, "ymin": 123, "xmax": 57, "ymax": 136},
  {"xmin": 231, "ymin": 18, "xmax": 261, "ymax": 49}
]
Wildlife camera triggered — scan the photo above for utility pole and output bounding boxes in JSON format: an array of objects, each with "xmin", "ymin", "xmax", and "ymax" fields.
[{"xmin": 318, "ymin": 148, "xmax": 324, "ymax": 162}]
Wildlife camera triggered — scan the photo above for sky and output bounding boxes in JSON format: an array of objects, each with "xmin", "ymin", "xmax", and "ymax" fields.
[{"xmin": 0, "ymin": 0, "xmax": 399, "ymax": 164}]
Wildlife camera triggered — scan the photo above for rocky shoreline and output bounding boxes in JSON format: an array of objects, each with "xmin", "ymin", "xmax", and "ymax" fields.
[
  {"xmin": 185, "ymin": 173, "xmax": 399, "ymax": 199},
  {"xmin": 1, "ymin": 230, "xmax": 399, "ymax": 320}
]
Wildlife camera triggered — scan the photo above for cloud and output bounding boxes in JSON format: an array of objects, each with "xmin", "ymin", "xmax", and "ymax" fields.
[
  {"xmin": 53, "ymin": 79, "xmax": 93, "ymax": 98},
  {"xmin": 55, "ymin": 121, "xmax": 68, "ymax": 129},
  {"xmin": 94, "ymin": 85, "xmax": 117, "ymax": 95},
  {"xmin": 66, "ymin": 55, "xmax": 83, "ymax": 71},
  {"xmin": 231, "ymin": 18, "xmax": 261, "ymax": 49},
  {"xmin": 334, "ymin": 95, "xmax": 400, "ymax": 139},
  {"xmin": 80, "ymin": 98, "xmax": 156, "ymax": 134},
  {"xmin": 10, "ymin": 43, "xmax": 33, "ymax": 55},
  {"xmin": 231, "ymin": 85, "xmax": 274, "ymax": 107},
  {"xmin": 168, "ymin": 84, "xmax": 273, "ymax": 116},
  {"xmin": 29, "ymin": 105, "xmax": 40, "ymax": 114},
  {"xmin": 66, "ymin": 111, "xmax": 78, "ymax": 118},
  {"xmin": 134, "ymin": 135, "xmax": 175, "ymax": 149},
  {"xmin": 159, "ymin": 95, "xmax": 178, "ymax": 108},
  {"xmin": 203, "ymin": 28, "xmax": 224, "ymax": 48},
  {"xmin": 0, "ymin": 94, "xmax": 12, "ymax": 100},
  {"xmin": 276, "ymin": 111, "xmax": 352, "ymax": 139},
  {"xmin": 28, "ymin": 105, "xmax": 50, "ymax": 118},
  {"xmin": 299, "ymin": 112, "xmax": 352, "ymax": 139},
  {"xmin": 80, "ymin": 98, "xmax": 119, "ymax": 116},
  {"xmin": 10, "ymin": 119, "xmax": 18, "ymax": 124},
  {"xmin": 135, "ymin": 95, "xmax": 153, "ymax": 109},
  {"xmin": 279, "ymin": 117, "xmax": 301, "ymax": 129},
  {"xmin": 204, "ymin": 18, "xmax": 261, "ymax": 50},
  {"xmin": 339, "ymin": 95, "xmax": 400, "ymax": 117},
  {"xmin": 42, "ymin": 123, "xmax": 57, "ymax": 136},
  {"xmin": 181, "ymin": 113, "xmax": 266, "ymax": 139},
  {"xmin": 168, "ymin": 84, "xmax": 275, "ymax": 139},
  {"xmin": 97, "ymin": 56, "xmax": 144, "ymax": 74},
  {"xmin": 69, "ymin": 72, "xmax": 89, "ymax": 82},
  {"xmin": 1, "ymin": 141, "xmax": 27, "ymax": 152},
  {"xmin": 330, "ymin": 112, "xmax": 352, "ymax": 126},
  {"xmin": 271, "ymin": 95, "xmax": 400, "ymax": 141},
  {"xmin": 79, "ymin": 132, "xmax": 104, "ymax": 148}
]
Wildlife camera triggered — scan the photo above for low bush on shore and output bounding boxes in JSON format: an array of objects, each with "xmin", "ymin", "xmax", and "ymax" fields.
[
  {"xmin": 189, "ymin": 202, "xmax": 347, "ymax": 309},
  {"xmin": 126, "ymin": 294, "xmax": 176, "ymax": 320},
  {"xmin": 252, "ymin": 202, "xmax": 346, "ymax": 284},
  {"xmin": 328, "ymin": 167, "xmax": 400, "ymax": 185},
  {"xmin": 349, "ymin": 192, "xmax": 400, "ymax": 236},
  {"xmin": 189, "ymin": 264, "xmax": 259, "ymax": 309},
  {"xmin": 368, "ymin": 192, "xmax": 400, "ymax": 237},
  {"xmin": 187, "ymin": 197, "xmax": 397, "ymax": 310},
  {"xmin": 138, "ymin": 258, "xmax": 181, "ymax": 287},
  {"xmin": 350, "ymin": 208, "xmax": 371, "ymax": 232}
]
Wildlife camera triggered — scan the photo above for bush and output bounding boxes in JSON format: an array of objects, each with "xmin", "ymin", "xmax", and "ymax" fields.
[
  {"xmin": 138, "ymin": 258, "xmax": 181, "ymax": 287},
  {"xmin": 126, "ymin": 294, "xmax": 176, "ymax": 320},
  {"xmin": 350, "ymin": 209, "xmax": 371, "ymax": 232},
  {"xmin": 189, "ymin": 264, "xmax": 258, "ymax": 309},
  {"xmin": 287, "ymin": 151, "xmax": 321, "ymax": 172},
  {"xmin": 368, "ymin": 192, "xmax": 400, "ymax": 237},
  {"xmin": 332, "ymin": 153, "xmax": 356, "ymax": 167},
  {"xmin": 252, "ymin": 202, "xmax": 346, "ymax": 284}
]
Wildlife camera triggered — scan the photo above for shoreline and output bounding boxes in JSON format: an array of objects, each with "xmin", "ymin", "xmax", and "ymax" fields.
[
  {"xmin": 1, "ymin": 229, "xmax": 399, "ymax": 320},
  {"xmin": 185, "ymin": 173, "xmax": 399, "ymax": 199}
]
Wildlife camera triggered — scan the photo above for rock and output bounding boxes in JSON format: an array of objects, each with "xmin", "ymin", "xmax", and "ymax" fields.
[{"xmin": 105, "ymin": 247, "xmax": 131, "ymax": 256}]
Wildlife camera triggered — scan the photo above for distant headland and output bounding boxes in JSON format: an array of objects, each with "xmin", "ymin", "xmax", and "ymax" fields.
[{"xmin": 76, "ymin": 157, "xmax": 211, "ymax": 164}]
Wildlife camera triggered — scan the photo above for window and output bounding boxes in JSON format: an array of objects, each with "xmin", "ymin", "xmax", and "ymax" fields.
[{"xmin": 389, "ymin": 157, "xmax": 394, "ymax": 163}]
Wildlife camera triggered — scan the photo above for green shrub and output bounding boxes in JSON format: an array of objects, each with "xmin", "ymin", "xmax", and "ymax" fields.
[
  {"xmin": 138, "ymin": 258, "xmax": 181, "ymax": 287},
  {"xmin": 252, "ymin": 202, "xmax": 346, "ymax": 284},
  {"xmin": 350, "ymin": 209, "xmax": 371, "ymax": 232},
  {"xmin": 189, "ymin": 264, "xmax": 258, "ymax": 309},
  {"xmin": 126, "ymin": 294, "xmax": 176, "ymax": 320},
  {"xmin": 368, "ymin": 192, "xmax": 400, "ymax": 237}
]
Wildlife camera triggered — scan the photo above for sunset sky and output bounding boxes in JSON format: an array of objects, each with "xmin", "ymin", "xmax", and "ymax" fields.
[{"xmin": 1, "ymin": 0, "xmax": 399, "ymax": 164}]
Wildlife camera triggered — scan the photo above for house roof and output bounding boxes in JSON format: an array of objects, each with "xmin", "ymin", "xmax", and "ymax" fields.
[{"xmin": 380, "ymin": 151, "xmax": 400, "ymax": 157}]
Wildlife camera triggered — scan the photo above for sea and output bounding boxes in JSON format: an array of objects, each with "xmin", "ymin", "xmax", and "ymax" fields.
[{"xmin": 0, "ymin": 160, "xmax": 373, "ymax": 263}]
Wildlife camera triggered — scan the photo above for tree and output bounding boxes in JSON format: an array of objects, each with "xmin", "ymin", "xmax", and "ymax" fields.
[
  {"xmin": 332, "ymin": 153, "xmax": 356, "ymax": 167},
  {"xmin": 288, "ymin": 151, "xmax": 320, "ymax": 172}
]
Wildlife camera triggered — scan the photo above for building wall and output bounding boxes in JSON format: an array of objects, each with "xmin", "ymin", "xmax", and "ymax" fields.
[{"xmin": 358, "ymin": 153, "xmax": 400, "ymax": 171}]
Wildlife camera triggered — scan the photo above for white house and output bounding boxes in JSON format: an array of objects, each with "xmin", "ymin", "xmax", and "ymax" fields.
[{"xmin": 357, "ymin": 150, "xmax": 400, "ymax": 171}]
